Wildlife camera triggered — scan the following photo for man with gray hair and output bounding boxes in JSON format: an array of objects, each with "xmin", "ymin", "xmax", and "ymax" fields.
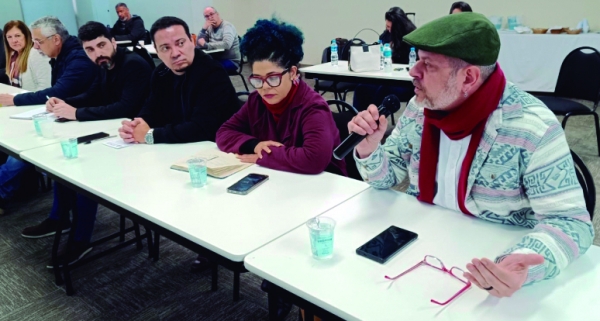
[
  {"xmin": 196, "ymin": 6, "xmax": 241, "ymax": 71},
  {"xmin": 0, "ymin": 16, "xmax": 98, "ymax": 106},
  {"xmin": 348, "ymin": 13, "xmax": 593, "ymax": 298},
  {"xmin": 110, "ymin": 2, "xmax": 146, "ymax": 44}
]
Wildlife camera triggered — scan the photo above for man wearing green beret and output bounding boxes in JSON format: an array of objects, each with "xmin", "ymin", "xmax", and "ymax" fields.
[{"xmin": 349, "ymin": 13, "xmax": 593, "ymax": 298}]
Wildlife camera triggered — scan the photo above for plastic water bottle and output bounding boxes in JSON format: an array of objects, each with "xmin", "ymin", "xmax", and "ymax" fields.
[
  {"xmin": 383, "ymin": 44, "xmax": 392, "ymax": 73},
  {"xmin": 330, "ymin": 40, "xmax": 338, "ymax": 66},
  {"xmin": 408, "ymin": 47, "xmax": 417, "ymax": 69},
  {"xmin": 379, "ymin": 40, "xmax": 384, "ymax": 70}
]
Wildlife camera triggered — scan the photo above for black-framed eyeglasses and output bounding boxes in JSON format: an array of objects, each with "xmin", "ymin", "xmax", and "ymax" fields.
[{"xmin": 248, "ymin": 69, "xmax": 290, "ymax": 89}]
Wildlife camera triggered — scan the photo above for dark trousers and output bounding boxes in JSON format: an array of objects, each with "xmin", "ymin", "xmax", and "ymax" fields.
[{"xmin": 48, "ymin": 182, "xmax": 98, "ymax": 243}]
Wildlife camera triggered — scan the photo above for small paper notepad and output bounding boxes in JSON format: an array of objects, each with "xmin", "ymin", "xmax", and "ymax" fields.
[
  {"xmin": 171, "ymin": 149, "xmax": 252, "ymax": 178},
  {"xmin": 103, "ymin": 138, "xmax": 133, "ymax": 149},
  {"xmin": 9, "ymin": 107, "xmax": 52, "ymax": 120}
]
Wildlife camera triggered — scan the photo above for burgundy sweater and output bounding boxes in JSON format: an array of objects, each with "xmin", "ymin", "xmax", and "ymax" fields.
[{"xmin": 216, "ymin": 80, "xmax": 346, "ymax": 176}]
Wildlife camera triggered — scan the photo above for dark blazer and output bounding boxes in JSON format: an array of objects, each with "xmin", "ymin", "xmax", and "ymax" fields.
[
  {"xmin": 137, "ymin": 48, "xmax": 239, "ymax": 144},
  {"xmin": 65, "ymin": 47, "xmax": 152, "ymax": 121}
]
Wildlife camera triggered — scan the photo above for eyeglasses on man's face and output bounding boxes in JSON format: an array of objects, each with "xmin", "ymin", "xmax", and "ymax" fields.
[
  {"xmin": 33, "ymin": 34, "xmax": 56, "ymax": 46},
  {"xmin": 248, "ymin": 69, "xmax": 290, "ymax": 89},
  {"xmin": 385, "ymin": 255, "xmax": 471, "ymax": 306}
]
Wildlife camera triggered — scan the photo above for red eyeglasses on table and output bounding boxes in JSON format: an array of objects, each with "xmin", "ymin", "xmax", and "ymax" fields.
[{"xmin": 385, "ymin": 255, "xmax": 471, "ymax": 306}]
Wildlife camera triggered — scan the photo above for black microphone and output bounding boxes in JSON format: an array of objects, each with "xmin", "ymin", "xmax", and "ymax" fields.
[{"xmin": 333, "ymin": 95, "xmax": 401, "ymax": 160}]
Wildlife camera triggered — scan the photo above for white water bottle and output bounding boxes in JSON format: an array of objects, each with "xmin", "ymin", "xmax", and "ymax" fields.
[
  {"xmin": 383, "ymin": 44, "xmax": 392, "ymax": 73},
  {"xmin": 408, "ymin": 47, "xmax": 417, "ymax": 68},
  {"xmin": 379, "ymin": 40, "xmax": 384, "ymax": 70},
  {"xmin": 331, "ymin": 40, "xmax": 338, "ymax": 66}
]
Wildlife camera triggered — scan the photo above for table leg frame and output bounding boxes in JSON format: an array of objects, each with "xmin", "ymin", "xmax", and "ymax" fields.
[{"xmin": 38, "ymin": 167, "xmax": 247, "ymax": 300}]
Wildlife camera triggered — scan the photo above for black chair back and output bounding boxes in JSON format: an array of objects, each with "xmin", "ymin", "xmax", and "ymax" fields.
[
  {"xmin": 571, "ymin": 150, "xmax": 596, "ymax": 220},
  {"xmin": 327, "ymin": 100, "xmax": 362, "ymax": 180},
  {"xmin": 236, "ymin": 91, "xmax": 250, "ymax": 109},
  {"xmin": 131, "ymin": 43, "xmax": 155, "ymax": 70},
  {"xmin": 144, "ymin": 30, "xmax": 152, "ymax": 45},
  {"xmin": 321, "ymin": 47, "xmax": 331, "ymax": 64},
  {"xmin": 555, "ymin": 47, "xmax": 600, "ymax": 105}
]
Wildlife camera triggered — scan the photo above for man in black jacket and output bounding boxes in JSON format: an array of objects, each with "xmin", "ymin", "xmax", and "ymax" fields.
[
  {"xmin": 46, "ymin": 21, "xmax": 152, "ymax": 121},
  {"xmin": 110, "ymin": 3, "xmax": 146, "ymax": 44},
  {"xmin": 118, "ymin": 16, "xmax": 238, "ymax": 145},
  {"xmin": 19, "ymin": 22, "xmax": 153, "ymax": 267}
]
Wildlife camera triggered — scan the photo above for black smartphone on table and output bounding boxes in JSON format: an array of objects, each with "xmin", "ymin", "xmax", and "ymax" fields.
[
  {"xmin": 226, "ymin": 173, "xmax": 269, "ymax": 195},
  {"xmin": 356, "ymin": 225, "xmax": 418, "ymax": 264},
  {"xmin": 77, "ymin": 132, "xmax": 110, "ymax": 144}
]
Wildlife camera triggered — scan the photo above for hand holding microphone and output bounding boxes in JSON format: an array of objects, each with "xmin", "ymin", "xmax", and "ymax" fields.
[{"xmin": 334, "ymin": 95, "xmax": 401, "ymax": 160}]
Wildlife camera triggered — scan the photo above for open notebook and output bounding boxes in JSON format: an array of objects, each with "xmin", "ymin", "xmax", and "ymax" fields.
[{"xmin": 171, "ymin": 149, "xmax": 252, "ymax": 178}]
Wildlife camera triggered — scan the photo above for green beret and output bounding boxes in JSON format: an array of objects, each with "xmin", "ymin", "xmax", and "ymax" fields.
[{"xmin": 403, "ymin": 12, "xmax": 500, "ymax": 66}]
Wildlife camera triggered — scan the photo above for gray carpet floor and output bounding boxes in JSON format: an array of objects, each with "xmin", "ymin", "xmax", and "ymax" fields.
[{"xmin": 0, "ymin": 66, "xmax": 598, "ymax": 321}]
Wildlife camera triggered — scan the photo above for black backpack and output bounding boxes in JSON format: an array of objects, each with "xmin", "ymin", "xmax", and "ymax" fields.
[{"xmin": 131, "ymin": 43, "xmax": 155, "ymax": 70}]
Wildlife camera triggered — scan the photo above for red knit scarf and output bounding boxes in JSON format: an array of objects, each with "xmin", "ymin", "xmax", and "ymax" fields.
[
  {"xmin": 262, "ymin": 83, "xmax": 299, "ymax": 122},
  {"xmin": 417, "ymin": 66, "xmax": 506, "ymax": 215}
]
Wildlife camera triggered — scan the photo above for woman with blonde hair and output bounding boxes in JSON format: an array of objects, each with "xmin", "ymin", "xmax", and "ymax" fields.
[{"xmin": 3, "ymin": 20, "xmax": 50, "ymax": 91}]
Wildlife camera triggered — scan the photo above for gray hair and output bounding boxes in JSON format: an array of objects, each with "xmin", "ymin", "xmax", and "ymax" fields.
[
  {"xmin": 204, "ymin": 6, "xmax": 217, "ymax": 12},
  {"xmin": 30, "ymin": 16, "xmax": 69, "ymax": 41},
  {"xmin": 447, "ymin": 56, "xmax": 496, "ymax": 82},
  {"xmin": 115, "ymin": 2, "xmax": 128, "ymax": 9}
]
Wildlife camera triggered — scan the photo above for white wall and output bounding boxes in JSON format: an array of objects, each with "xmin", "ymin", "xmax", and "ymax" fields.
[
  {"xmin": 0, "ymin": 0, "xmax": 24, "ymax": 26},
  {"xmin": 213, "ymin": 0, "xmax": 600, "ymax": 65}
]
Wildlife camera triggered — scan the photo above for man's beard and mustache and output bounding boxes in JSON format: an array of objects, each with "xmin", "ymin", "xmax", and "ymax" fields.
[
  {"xmin": 413, "ymin": 75, "xmax": 461, "ymax": 111},
  {"xmin": 96, "ymin": 55, "xmax": 114, "ymax": 69}
]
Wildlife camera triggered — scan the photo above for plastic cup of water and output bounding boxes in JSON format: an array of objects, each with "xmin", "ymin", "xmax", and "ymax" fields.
[
  {"xmin": 306, "ymin": 217, "xmax": 336, "ymax": 259},
  {"xmin": 39, "ymin": 116, "xmax": 54, "ymax": 138},
  {"xmin": 188, "ymin": 157, "xmax": 207, "ymax": 188},
  {"xmin": 32, "ymin": 113, "xmax": 48, "ymax": 136},
  {"xmin": 60, "ymin": 138, "xmax": 78, "ymax": 159}
]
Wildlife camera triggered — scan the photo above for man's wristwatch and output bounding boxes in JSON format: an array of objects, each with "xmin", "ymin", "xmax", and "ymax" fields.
[{"xmin": 145, "ymin": 128, "xmax": 154, "ymax": 144}]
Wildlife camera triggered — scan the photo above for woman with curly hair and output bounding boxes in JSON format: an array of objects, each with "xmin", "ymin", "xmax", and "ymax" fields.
[{"xmin": 216, "ymin": 18, "xmax": 346, "ymax": 176}]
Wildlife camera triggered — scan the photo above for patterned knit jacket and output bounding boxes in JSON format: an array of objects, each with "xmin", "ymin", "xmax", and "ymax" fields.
[{"xmin": 355, "ymin": 82, "xmax": 594, "ymax": 285}]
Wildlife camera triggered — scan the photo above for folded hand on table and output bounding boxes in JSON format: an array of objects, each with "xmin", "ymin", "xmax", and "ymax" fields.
[
  {"xmin": 463, "ymin": 253, "xmax": 545, "ymax": 298},
  {"xmin": 119, "ymin": 118, "xmax": 142, "ymax": 143}
]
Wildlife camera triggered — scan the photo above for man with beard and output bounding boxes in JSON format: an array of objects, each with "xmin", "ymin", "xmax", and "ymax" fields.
[
  {"xmin": 118, "ymin": 16, "xmax": 238, "ymax": 145},
  {"xmin": 19, "ymin": 22, "xmax": 152, "ymax": 267},
  {"xmin": 348, "ymin": 13, "xmax": 593, "ymax": 298},
  {"xmin": 46, "ymin": 21, "xmax": 152, "ymax": 121}
]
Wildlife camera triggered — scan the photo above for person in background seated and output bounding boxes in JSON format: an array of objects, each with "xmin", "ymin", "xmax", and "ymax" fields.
[
  {"xmin": 380, "ymin": 7, "xmax": 416, "ymax": 65},
  {"xmin": 20, "ymin": 21, "xmax": 153, "ymax": 268},
  {"xmin": 118, "ymin": 16, "xmax": 238, "ymax": 145},
  {"xmin": 0, "ymin": 16, "xmax": 98, "ymax": 106},
  {"xmin": 196, "ymin": 6, "xmax": 241, "ymax": 72},
  {"xmin": 450, "ymin": 1, "xmax": 473, "ymax": 14},
  {"xmin": 111, "ymin": 2, "xmax": 146, "ymax": 44},
  {"xmin": 0, "ymin": 16, "xmax": 98, "ymax": 215},
  {"xmin": 353, "ymin": 7, "xmax": 416, "ymax": 111},
  {"xmin": 216, "ymin": 18, "xmax": 346, "ymax": 176},
  {"xmin": 2, "ymin": 20, "xmax": 50, "ymax": 91},
  {"xmin": 350, "ymin": 13, "xmax": 593, "ymax": 298}
]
